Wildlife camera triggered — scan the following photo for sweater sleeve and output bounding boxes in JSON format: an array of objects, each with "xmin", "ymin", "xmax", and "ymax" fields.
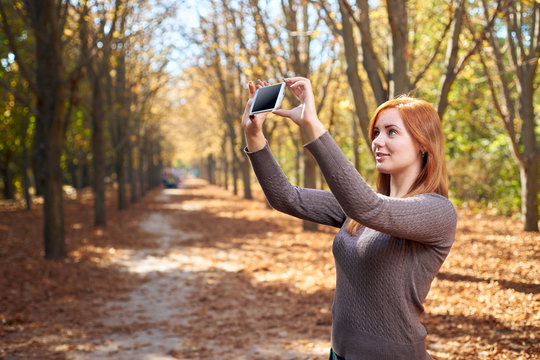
[
  {"xmin": 305, "ymin": 131, "xmax": 457, "ymax": 246},
  {"xmin": 245, "ymin": 142, "xmax": 346, "ymax": 228}
]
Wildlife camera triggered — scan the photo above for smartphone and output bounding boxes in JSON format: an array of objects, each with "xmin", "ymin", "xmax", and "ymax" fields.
[{"xmin": 250, "ymin": 82, "xmax": 286, "ymax": 115}]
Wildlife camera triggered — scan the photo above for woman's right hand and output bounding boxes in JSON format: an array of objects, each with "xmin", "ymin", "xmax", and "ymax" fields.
[{"xmin": 242, "ymin": 80, "xmax": 270, "ymax": 152}]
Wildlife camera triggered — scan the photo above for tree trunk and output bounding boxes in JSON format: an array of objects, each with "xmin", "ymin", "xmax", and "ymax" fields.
[
  {"xmin": 356, "ymin": 0, "xmax": 387, "ymax": 104},
  {"xmin": 386, "ymin": 0, "xmax": 410, "ymax": 97},
  {"xmin": 43, "ymin": 133, "xmax": 66, "ymax": 258},
  {"xmin": 21, "ymin": 138, "xmax": 32, "ymax": 210},
  {"xmin": 115, "ymin": 147, "xmax": 126, "ymax": 208},
  {"xmin": 154, "ymin": 140, "xmax": 163, "ymax": 188},
  {"xmin": 31, "ymin": 0, "xmax": 67, "ymax": 258},
  {"xmin": 222, "ymin": 139, "xmax": 229, "ymax": 190},
  {"xmin": 139, "ymin": 136, "xmax": 146, "ymax": 197},
  {"xmin": 91, "ymin": 74, "xmax": 107, "ymax": 227},
  {"xmin": 114, "ymin": 49, "xmax": 128, "ymax": 209},
  {"xmin": 338, "ymin": 0, "xmax": 372, "ymax": 148},
  {"xmin": 127, "ymin": 136, "xmax": 138, "ymax": 203},
  {"xmin": 239, "ymin": 134, "xmax": 252, "ymax": 199},
  {"xmin": 520, "ymin": 160, "xmax": 539, "ymax": 232},
  {"xmin": 240, "ymin": 156, "xmax": 252, "ymax": 199},
  {"xmin": 207, "ymin": 154, "xmax": 215, "ymax": 185},
  {"xmin": 76, "ymin": 150, "xmax": 85, "ymax": 196},
  {"xmin": 31, "ymin": 140, "xmax": 45, "ymax": 197},
  {"xmin": 1, "ymin": 151, "xmax": 15, "ymax": 199},
  {"xmin": 436, "ymin": 0, "xmax": 465, "ymax": 119},
  {"xmin": 232, "ymin": 159, "xmax": 238, "ymax": 196},
  {"xmin": 518, "ymin": 70, "xmax": 539, "ymax": 231}
]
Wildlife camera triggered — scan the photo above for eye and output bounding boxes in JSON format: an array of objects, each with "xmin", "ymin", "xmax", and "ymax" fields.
[
  {"xmin": 388, "ymin": 129, "xmax": 398, "ymax": 136},
  {"xmin": 373, "ymin": 129, "xmax": 380, "ymax": 136}
]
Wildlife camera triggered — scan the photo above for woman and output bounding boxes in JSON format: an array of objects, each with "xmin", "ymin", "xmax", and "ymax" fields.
[{"xmin": 242, "ymin": 77, "xmax": 457, "ymax": 360}]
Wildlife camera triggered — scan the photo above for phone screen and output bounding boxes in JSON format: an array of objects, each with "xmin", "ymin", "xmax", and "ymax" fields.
[{"xmin": 251, "ymin": 83, "xmax": 283, "ymax": 113}]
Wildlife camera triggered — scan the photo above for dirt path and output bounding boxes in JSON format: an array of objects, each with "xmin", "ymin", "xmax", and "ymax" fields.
[
  {"xmin": 70, "ymin": 205, "xmax": 202, "ymax": 358},
  {"xmin": 70, "ymin": 180, "xmax": 333, "ymax": 359}
]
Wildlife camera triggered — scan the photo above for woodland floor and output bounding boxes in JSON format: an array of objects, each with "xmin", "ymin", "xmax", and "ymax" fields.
[{"xmin": 0, "ymin": 178, "xmax": 539, "ymax": 360}]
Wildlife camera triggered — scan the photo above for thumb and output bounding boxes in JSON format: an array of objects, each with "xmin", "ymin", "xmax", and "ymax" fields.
[{"xmin": 272, "ymin": 109, "xmax": 292, "ymax": 118}]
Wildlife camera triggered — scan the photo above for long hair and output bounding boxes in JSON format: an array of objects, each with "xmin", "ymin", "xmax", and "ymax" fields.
[{"xmin": 346, "ymin": 97, "xmax": 448, "ymax": 235}]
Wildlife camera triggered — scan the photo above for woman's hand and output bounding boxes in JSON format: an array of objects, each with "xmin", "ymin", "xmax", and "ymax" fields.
[
  {"xmin": 241, "ymin": 80, "xmax": 270, "ymax": 152},
  {"xmin": 272, "ymin": 77, "xmax": 326, "ymax": 141}
]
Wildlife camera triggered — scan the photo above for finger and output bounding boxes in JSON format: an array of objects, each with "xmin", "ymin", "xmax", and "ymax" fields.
[
  {"xmin": 248, "ymin": 82, "xmax": 256, "ymax": 97},
  {"xmin": 251, "ymin": 112, "xmax": 269, "ymax": 127},
  {"xmin": 283, "ymin": 77, "xmax": 309, "ymax": 85},
  {"xmin": 271, "ymin": 109, "xmax": 291, "ymax": 118},
  {"xmin": 288, "ymin": 81, "xmax": 305, "ymax": 97}
]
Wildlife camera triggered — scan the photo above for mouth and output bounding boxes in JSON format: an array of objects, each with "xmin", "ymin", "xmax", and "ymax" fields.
[{"xmin": 375, "ymin": 152, "xmax": 389, "ymax": 161}]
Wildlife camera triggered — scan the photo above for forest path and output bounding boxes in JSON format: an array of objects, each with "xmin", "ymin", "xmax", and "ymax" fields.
[
  {"xmin": 70, "ymin": 179, "xmax": 332, "ymax": 360},
  {"xmin": 70, "ymin": 191, "xmax": 202, "ymax": 359}
]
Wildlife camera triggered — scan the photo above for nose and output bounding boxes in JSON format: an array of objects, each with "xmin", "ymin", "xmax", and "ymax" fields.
[{"xmin": 372, "ymin": 133, "xmax": 384, "ymax": 149}]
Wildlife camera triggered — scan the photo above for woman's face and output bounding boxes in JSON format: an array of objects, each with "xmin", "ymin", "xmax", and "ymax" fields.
[{"xmin": 371, "ymin": 108, "xmax": 423, "ymax": 177}]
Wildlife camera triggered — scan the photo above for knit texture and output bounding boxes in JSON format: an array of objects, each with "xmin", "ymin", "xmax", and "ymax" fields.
[{"xmin": 245, "ymin": 131, "xmax": 457, "ymax": 360}]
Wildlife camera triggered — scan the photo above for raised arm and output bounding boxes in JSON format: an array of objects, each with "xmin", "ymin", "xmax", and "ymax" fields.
[
  {"xmin": 305, "ymin": 132, "xmax": 457, "ymax": 246},
  {"xmin": 245, "ymin": 142, "xmax": 345, "ymax": 228},
  {"xmin": 241, "ymin": 80, "xmax": 345, "ymax": 228},
  {"xmin": 273, "ymin": 77, "xmax": 456, "ymax": 246}
]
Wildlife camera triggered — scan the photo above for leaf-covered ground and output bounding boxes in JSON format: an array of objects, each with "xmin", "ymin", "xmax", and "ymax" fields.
[{"xmin": 1, "ymin": 179, "xmax": 539, "ymax": 359}]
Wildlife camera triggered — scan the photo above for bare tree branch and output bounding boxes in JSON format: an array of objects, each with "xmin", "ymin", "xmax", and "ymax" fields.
[
  {"xmin": 311, "ymin": 0, "xmax": 341, "ymax": 37},
  {"xmin": 454, "ymin": 0, "xmax": 505, "ymax": 77},
  {"xmin": 411, "ymin": 1, "xmax": 457, "ymax": 89},
  {"xmin": 339, "ymin": 0, "xmax": 385, "ymax": 83},
  {"xmin": 478, "ymin": 53, "xmax": 525, "ymax": 165}
]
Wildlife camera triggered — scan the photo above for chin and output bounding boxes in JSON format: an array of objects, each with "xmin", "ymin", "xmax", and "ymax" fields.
[{"xmin": 375, "ymin": 166, "xmax": 391, "ymax": 174}]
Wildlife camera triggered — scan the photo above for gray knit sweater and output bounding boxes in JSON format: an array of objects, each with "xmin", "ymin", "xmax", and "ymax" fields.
[{"xmin": 245, "ymin": 131, "xmax": 457, "ymax": 360}]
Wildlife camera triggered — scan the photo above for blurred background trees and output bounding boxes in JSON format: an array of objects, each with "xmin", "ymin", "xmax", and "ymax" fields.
[
  {"xmin": 0, "ymin": 0, "xmax": 178, "ymax": 258},
  {"xmin": 0, "ymin": 0, "xmax": 538, "ymax": 259}
]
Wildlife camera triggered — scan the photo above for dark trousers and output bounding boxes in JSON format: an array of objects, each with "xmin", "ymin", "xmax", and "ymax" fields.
[{"xmin": 329, "ymin": 348, "xmax": 345, "ymax": 360}]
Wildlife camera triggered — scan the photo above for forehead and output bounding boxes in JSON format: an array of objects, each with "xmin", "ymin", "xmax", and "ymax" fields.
[{"xmin": 374, "ymin": 108, "xmax": 403, "ymax": 127}]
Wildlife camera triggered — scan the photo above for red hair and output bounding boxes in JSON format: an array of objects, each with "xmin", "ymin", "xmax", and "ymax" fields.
[{"xmin": 346, "ymin": 97, "xmax": 448, "ymax": 235}]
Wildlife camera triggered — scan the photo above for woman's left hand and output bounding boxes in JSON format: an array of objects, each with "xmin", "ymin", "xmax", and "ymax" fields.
[{"xmin": 273, "ymin": 77, "xmax": 326, "ymax": 141}]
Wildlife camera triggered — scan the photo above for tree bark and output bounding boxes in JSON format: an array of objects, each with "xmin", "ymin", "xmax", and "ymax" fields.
[
  {"xmin": 207, "ymin": 154, "xmax": 215, "ymax": 185},
  {"xmin": 0, "ymin": 151, "xmax": 15, "ymax": 199},
  {"xmin": 386, "ymin": 0, "xmax": 409, "ymax": 97},
  {"xmin": 355, "ymin": 0, "xmax": 387, "ymax": 104},
  {"xmin": 114, "ymin": 42, "xmax": 128, "ymax": 209},
  {"xmin": 36, "ymin": 1, "xmax": 67, "ymax": 258},
  {"xmin": 436, "ymin": 0, "xmax": 464, "ymax": 118},
  {"xmin": 338, "ymin": 0, "xmax": 372, "ymax": 147},
  {"xmin": 21, "ymin": 127, "xmax": 32, "ymax": 210},
  {"xmin": 518, "ymin": 69, "xmax": 539, "ymax": 232},
  {"xmin": 127, "ymin": 135, "xmax": 138, "ymax": 203},
  {"xmin": 25, "ymin": 0, "xmax": 68, "ymax": 259},
  {"xmin": 90, "ymin": 73, "xmax": 107, "ymax": 226}
]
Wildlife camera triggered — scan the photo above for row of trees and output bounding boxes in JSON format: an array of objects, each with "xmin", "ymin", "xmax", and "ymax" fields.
[
  {"xmin": 0, "ymin": 0, "xmax": 179, "ymax": 258},
  {"xmin": 177, "ymin": 0, "xmax": 538, "ymax": 231},
  {"xmin": 1, "ymin": 0, "xmax": 538, "ymax": 263}
]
